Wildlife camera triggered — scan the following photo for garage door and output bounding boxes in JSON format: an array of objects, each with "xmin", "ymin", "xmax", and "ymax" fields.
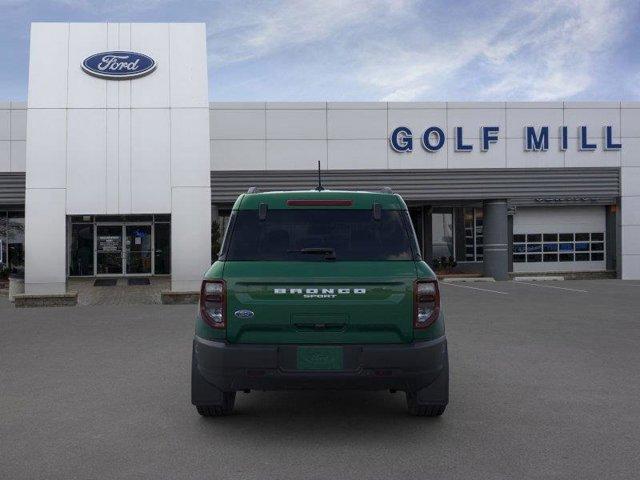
[{"xmin": 513, "ymin": 206, "xmax": 606, "ymax": 273}]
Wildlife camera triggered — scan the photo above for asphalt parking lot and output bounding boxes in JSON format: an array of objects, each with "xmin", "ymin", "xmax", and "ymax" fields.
[{"xmin": 1, "ymin": 279, "xmax": 639, "ymax": 480}]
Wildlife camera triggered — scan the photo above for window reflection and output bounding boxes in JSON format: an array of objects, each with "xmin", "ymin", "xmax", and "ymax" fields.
[
  {"xmin": 432, "ymin": 212, "xmax": 454, "ymax": 258},
  {"xmin": 513, "ymin": 232, "xmax": 606, "ymax": 263}
]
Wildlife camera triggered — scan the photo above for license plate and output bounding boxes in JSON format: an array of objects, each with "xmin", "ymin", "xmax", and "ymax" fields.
[{"xmin": 296, "ymin": 346, "xmax": 343, "ymax": 371}]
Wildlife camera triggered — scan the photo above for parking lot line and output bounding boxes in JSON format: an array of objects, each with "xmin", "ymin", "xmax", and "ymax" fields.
[
  {"xmin": 441, "ymin": 282, "xmax": 509, "ymax": 295},
  {"xmin": 513, "ymin": 281, "xmax": 588, "ymax": 293}
]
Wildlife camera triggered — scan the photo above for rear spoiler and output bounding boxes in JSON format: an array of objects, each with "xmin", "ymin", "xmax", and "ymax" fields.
[{"xmin": 246, "ymin": 186, "xmax": 394, "ymax": 194}]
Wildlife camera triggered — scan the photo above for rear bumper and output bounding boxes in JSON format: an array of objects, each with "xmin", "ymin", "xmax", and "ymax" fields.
[{"xmin": 192, "ymin": 335, "xmax": 448, "ymax": 394}]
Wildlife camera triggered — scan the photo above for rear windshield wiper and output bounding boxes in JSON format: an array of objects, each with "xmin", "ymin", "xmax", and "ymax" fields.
[{"xmin": 287, "ymin": 247, "xmax": 336, "ymax": 260}]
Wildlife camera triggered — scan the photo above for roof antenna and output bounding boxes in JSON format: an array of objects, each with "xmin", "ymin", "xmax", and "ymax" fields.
[{"xmin": 316, "ymin": 160, "xmax": 324, "ymax": 191}]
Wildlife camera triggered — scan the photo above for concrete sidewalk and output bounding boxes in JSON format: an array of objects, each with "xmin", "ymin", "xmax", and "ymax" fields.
[{"xmin": 68, "ymin": 277, "xmax": 170, "ymax": 306}]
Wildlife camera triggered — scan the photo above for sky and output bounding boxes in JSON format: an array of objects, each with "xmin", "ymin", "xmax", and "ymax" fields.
[{"xmin": 1, "ymin": 0, "xmax": 639, "ymax": 102}]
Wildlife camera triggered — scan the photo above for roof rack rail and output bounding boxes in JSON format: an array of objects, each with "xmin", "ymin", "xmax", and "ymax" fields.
[
  {"xmin": 247, "ymin": 186, "xmax": 260, "ymax": 194},
  {"xmin": 379, "ymin": 186, "xmax": 394, "ymax": 194}
]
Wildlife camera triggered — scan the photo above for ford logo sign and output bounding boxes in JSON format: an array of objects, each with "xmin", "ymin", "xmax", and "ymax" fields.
[
  {"xmin": 82, "ymin": 51, "xmax": 156, "ymax": 80},
  {"xmin": 234, "ymin": 309, "xmax": 255, "ymax": 319}
]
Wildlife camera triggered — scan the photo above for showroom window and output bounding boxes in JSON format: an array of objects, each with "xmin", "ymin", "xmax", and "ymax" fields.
[
  {"xmin": 432, "ymin": 209, "xmax": 454, "ymax": 258},
  {"xmin": 0, "ymin": 211, "xmax": 25, "ymax": 275},
  {"xmin": 212, "ymin": 213, "xmax": 231, "ymax": 261},
  {"xmin": 68, "ymin": 214, "xmax": 171, "ymax": 276},
  {"xmin": 0, "ymin": 212, "xmax": 5, "ymax": 272},
  {"xmin": 463, "ymin": 208, "xmax": 483, "ymax": 262},
  {"xmin": 513, "ymin": 232, "xmax": 605, "ymax": 263},
  {"xmin": 154, "ymin": 219, "xmax": 171, "ymax": 275},
  {"xmin": 69, "ymin": 223, "xmax": 94, "ymax": 276}
]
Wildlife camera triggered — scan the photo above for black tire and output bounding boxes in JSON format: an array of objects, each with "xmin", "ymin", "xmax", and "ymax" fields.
[
  {"xmin": 195, "ymin": 391, "xmax": 236, "ymax": 417},
  {"xmin": 406, "ymin": 391, "xmax": 447, "ymax": 417}
]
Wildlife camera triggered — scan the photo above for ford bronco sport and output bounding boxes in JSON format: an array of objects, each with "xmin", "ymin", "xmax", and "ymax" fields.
[{"xmin": 192, "ymin": 189, "xmax": 449, "ymax": 416}]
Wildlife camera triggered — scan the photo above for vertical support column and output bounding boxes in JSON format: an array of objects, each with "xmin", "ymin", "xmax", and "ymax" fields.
[
  {"xmin": 171, "ymin": 187, "xmax": 211, "ymax": 292},
  {"xmin": 483, "ymin": 200, "xmax": 509, "ymax": 280},
  {"xmin": 167, "ymin": 22, "xmax": 210, "ymax": 291},
  {"xmin": 620, "ymin": 159, "xmax": 640, "ymax": 278},
  {"xmin": 168, "ymin": 106, "xmax": 211, "ymax": 292},
  {"xmin": 606, "ymin": 204, "xmax": 617, "ymax": 273},
  {"xmin": 454, "ymin": 207, "xmax": 466, "ymax": 262},
  {"xmin": 507, "ymin": 212, "xmax": 514, "ymax": 274},
  {"xmin": 616, "ymin": 200, "xmax": 623, "ymax": 279},
  {"xmin": 25, "ymin": 189, "xmax": 67, "ymax": 294}
]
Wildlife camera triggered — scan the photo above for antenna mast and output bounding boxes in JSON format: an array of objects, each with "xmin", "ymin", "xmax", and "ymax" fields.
[{"xmin": 316, "ymin": 160, "xmax": 324, "ymax": 191}]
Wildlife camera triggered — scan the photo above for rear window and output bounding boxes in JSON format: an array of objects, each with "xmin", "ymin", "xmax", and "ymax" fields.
[{"xmin": 223, "ymin": 209, "xmax": 417, "ymax": 261}]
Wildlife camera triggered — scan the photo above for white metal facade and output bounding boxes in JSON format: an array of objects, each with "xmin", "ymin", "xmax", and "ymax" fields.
[
  {"xmin": 209, "ymin": 101, "xmax": 628, "ymax": 170},
  {"xmin": 23, "ymin": 22, "xmax": 211, "ymax": 294},
  {"xmin": 0, "ymin": 101, "xmax": 26, "ymax": 172},
  {"xmin": 208, "ymin": 101, "xmax": 639, "ymax": 278}
]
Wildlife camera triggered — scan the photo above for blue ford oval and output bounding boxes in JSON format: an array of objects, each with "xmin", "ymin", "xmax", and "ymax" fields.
[{"xmin": 82, "ymin": 51, "xmax": 156, "ymax": 79}]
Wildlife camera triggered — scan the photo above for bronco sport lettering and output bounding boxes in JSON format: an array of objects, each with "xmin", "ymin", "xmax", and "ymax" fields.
[{"xmin": 274, "ymin": 288, "xmax": 367, "ymax": 297}]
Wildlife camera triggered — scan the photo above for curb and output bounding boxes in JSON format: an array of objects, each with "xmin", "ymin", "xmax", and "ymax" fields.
[
  {"xmin": 442, "ymin": 277, "xmax": 496, "ymax": 283},
  {"xmin": 13, "ymin": 291, "xmax": 78, "ymax": 308},
  {"xmin": 514, "ymin": 276, "xmax": 565, "ymax": 282},
  {"xmin": 161, "ymin": 291, "xmax": 199, "ymax": 305}
]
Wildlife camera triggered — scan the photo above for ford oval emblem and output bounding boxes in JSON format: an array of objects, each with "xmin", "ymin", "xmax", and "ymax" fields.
[
  {"xmin": 234, "ymin": 309, "xmax": 255, "ymax": 319},
  {"xmin": 82, "ymin": 51, "xmax": 156, "ymax": 80}
]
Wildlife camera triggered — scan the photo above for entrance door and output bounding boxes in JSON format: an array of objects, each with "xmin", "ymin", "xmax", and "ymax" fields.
[
  {"xmin": 96, "ymin": 225, "xmax": 124, "ymax": 275},
  {"xmin": 125, "ymin": 225, "xmax": 152, "ymax": 275}
]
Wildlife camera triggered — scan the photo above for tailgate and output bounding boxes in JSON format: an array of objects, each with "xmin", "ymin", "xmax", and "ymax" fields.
[{"xmin": 224, "ymin": 261, "xmax": 417, "ymax": 344}]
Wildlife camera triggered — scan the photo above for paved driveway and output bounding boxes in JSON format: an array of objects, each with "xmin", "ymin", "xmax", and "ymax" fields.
[{"xmin": 1, "ymin": 280, "xmax": 639, "ymax": 479}]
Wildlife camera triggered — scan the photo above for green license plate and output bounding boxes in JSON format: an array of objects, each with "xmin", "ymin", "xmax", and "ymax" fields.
[{"xmin": 296, "ymin": 346, "xmax": 343, "ymax": 371}]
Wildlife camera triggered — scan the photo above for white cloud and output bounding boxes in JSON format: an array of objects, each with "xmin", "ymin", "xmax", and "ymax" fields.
[
  {"xmin": 208, "ymin": 0, "xmax": 414, "ymax": 66},
  {"xmin": 15, "ymin": 0, "xmax": 176, "ymax": 11},
  {"xmin": 479, "ymin": 0, "xmax": 625, "ymax": 100},
  {"xmin": 207, "ymin": 0, "xmax": 629, "ymax": 101},
  {"xmin": 5, "ymin": 0, "xmax": 630, "ymax": 101},
  {"xmin": 359, "ymin": 0, "xmax": 627, "ymax": 101}
]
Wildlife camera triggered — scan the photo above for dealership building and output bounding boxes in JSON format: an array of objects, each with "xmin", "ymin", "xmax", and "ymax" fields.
[{"xmin": 1, "ymin": 22, "xmax": 640, "ymax": 297}]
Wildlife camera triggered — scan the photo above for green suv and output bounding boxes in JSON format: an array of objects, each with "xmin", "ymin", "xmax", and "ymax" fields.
[{"xmin": 191, "ymin": 189, "xmax": 449, "ymax": 416}]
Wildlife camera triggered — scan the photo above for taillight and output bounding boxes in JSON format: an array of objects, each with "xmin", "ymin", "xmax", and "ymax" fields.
[
  {"xmin": 200, "ymin": 280, "xmax": 226, "ymax": 329},
  {"xmin": 414, "ymin": 280, "xmax": 440, "ymax": 329}
]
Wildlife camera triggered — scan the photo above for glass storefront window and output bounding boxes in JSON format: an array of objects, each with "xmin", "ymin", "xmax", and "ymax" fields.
[
  {"xmin": 462, "ymin": 207, "xmax": 483, "ymax": 262},
  {"xmin": 69, "ymin": 224, "xmax": 94, "ymax": 276},
  {"xmin": 126, "ymin": 225, "xmax": 153, "ymax": 274},
  {"xmin": 432, "ymin": 211, "xmax": 454, "ymax": 259},
  {"xmin": 8, "ymin": 212, "xmax": 25, "ymax": 274},
  {"xmin": 0, "ymin": 212, "xmax": 7, "ymax": 275},
  {"xmin": 463, "ymin": 209, "xmax": 473, "ymax": 261},
  {"xmin": 154, "ymin": 223, "xmax": 171, "ymax": 274},
  {"xmin": 68, "ymin": 215, "xmax": 172, "ymax": 277},
  {"xmin": 408, "ymin": 208, "xmax": 424, "ymax": 257},
  {"xmin": 96, "ymin": 225, "xmax": 124, "ymax": 275},
  {"xmin": 212, "ymin": 215, "xmax": 230, "ymax": 261}
]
